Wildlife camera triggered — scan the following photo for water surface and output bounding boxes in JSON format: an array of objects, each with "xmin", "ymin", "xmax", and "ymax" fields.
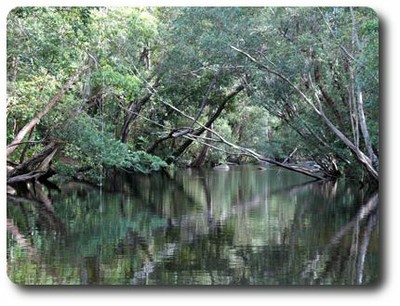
[{"xmin": 7, "ymin": 165, "xmax": 379, "ymax": 285}]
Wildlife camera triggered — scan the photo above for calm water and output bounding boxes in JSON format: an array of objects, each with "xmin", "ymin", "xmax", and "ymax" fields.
[{"xmin": 7, "ymin": 165, "xmax": 379, "ymax": 285}]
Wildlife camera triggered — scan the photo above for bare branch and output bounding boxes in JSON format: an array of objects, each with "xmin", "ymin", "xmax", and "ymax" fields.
[{"xmin": 230, "ymin": 45, "xmax": 321, "ymax": 115}]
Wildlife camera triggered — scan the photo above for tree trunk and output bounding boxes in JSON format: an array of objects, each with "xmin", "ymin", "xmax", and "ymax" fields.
[
  {"xmin": 7, "ymin": 142, "xmax": 59, "ymax": 184},
  {"xmin": 231, "ymin": 46, "xmax": 378, "ymax": 183},
  {"xmin": 313, "ymin": 56, "xmax": 345, "ymax": 131},
  {"xmin": 168, "ymin": 84, "xmax": 245, "ymax": 163},
  {"xmin": 7, "ymin": 142, "xmax": 58, "ymax": 178},
  {"xmin": 283, "ymin": 147, "xmax": 298, "ymax": 164},
  {"xmin": 18, "ymin": 127, "xmax": 35, "ymax": 163},
  {"xmin": 356, "ymin": 89, "xmax": 378, "ymax": 168},
  {"xmin": 350, "ymin": 7, "xmax": 378, "ymax": 173},
  {"xmin": 318, "ymin": 110, "xmax": 378, "ymax": 180},
  {"xmin": 190, "ymin": 122, "xmax": 213, "ymax": 167},
  {"xmin": 120, "ymin": 92, "xmax": 153, "ymax": 143},
  {"xmin": 240, "ymin": 148, "xmax": 325, "ymax": 180},
  {"xmin": 190, "ymin": 72, "xmax": 219, "ymax": 129},
  {"xmin": 7, "ymin": 66, "xmax": 88, "ymax": 157}
]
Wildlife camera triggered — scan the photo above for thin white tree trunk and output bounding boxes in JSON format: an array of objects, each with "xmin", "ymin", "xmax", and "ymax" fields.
[
  {"xmin": 350, "ymin": 7, "xmax": 378, "ymax": 168},
  {"xmin": 231, "ymin": 46, "xmax": 378, "ymax": 182},
  {"xmin": 356, "ymin": 88, "xmax": 378, "ymax": 167}
]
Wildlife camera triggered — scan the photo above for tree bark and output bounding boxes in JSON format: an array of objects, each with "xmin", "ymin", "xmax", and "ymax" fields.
[{"xmin": 7, "ymin": 66, "xmax": 88, "ymax": 157}]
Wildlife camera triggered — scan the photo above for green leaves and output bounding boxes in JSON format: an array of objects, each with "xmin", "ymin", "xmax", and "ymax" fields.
[
  {"xmin": 92, "ymin": 68, "xmax": 141, "ymax": 101},
  {"xmin": 7, "ymin": 7, "xmax": 378, "ymax": 182},
  {"xmin": 54, "ymin": 114, "xmax": 167, "ymax": 183}
]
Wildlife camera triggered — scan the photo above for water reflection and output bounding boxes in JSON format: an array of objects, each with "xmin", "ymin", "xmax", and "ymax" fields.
[{"xmin": 7, "ymin": 165, "xmax": 379, "ymax": 285}]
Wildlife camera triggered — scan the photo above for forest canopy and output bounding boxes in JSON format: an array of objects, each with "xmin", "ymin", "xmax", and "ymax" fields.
[{"xmin": 6, "ymin": 7, "xmax": 379, "ymax": 186}]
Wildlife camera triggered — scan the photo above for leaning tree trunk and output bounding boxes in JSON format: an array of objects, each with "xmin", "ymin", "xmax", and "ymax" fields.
[
  {"xmin": 6, "ymin": 66, "xmax": 88, "ymax": 157},
  {"xmin": 231, "ymin": 46, "xmax": 378, "ymax": 183},
  {"xmin": 355, "ymin": 88, "xmax": 378, "ymax": 168},
  {"xmin": 167, "ymin": 84, "xmax": 245, "ymax": 163},
  {"xmin": 190, "ymin": 122, "xmax": 213, "ymax": 168},
  {"xmin": 7, "ymin": 142, "xmax": 59, "ymax": 184},
  {"xmin": 349, "ymin": 7, "xmax": 378, "ymax": 170},
  {"xmin": 120, "ymin": 79, "xmax": 159, "ymax": 143},
  {"xmin": 120, "ymin": 91, "xmax": 153, "ymax": 143}
]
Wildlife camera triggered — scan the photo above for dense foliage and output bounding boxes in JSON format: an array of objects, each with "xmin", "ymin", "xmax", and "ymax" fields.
[{"xmin": 7, "ymin": 7, "xmax": 379, "ymax": 184}]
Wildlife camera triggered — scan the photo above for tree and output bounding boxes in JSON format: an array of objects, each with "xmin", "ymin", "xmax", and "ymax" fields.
[
  {"xmin": 6, "ymin": 7, "xmax": 379, "ymax": 186},
  {"xmin": 229, "ymin": 7, "xmax": 379, "ymax": 183}
]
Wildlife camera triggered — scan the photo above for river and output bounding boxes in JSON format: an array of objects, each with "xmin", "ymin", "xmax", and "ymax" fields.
[{"xmin": 7, "ymin": 165, "xmax": 379, "ymax": 285}]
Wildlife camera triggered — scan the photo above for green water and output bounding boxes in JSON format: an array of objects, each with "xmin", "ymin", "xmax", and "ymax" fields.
[{"xmin": 7, "ymin": 165, "xmax": 379, "ymax": 285}]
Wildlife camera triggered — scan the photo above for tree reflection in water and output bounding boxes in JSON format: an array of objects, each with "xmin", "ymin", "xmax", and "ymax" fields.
[{"xmin": 7, "ymin": 165, "xmax": 379, "ymax": 285}]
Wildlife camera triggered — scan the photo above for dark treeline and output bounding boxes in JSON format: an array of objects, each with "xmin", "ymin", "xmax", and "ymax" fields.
[{"xmin": 6, "ymin": 7, "xmax": 379, "ymax": 188}]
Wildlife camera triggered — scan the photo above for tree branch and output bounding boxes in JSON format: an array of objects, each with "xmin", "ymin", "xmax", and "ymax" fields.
[
  {"xmin": 230, "ymin": 45, "xmax": 321, "ymax": 115},
  {"xmin": 7, "ymin": 65, "xmax": 89, "ymax": 157},
  {"xmin": 231, "ymin": 45, "xmax": 378, "ymax": 182}
]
